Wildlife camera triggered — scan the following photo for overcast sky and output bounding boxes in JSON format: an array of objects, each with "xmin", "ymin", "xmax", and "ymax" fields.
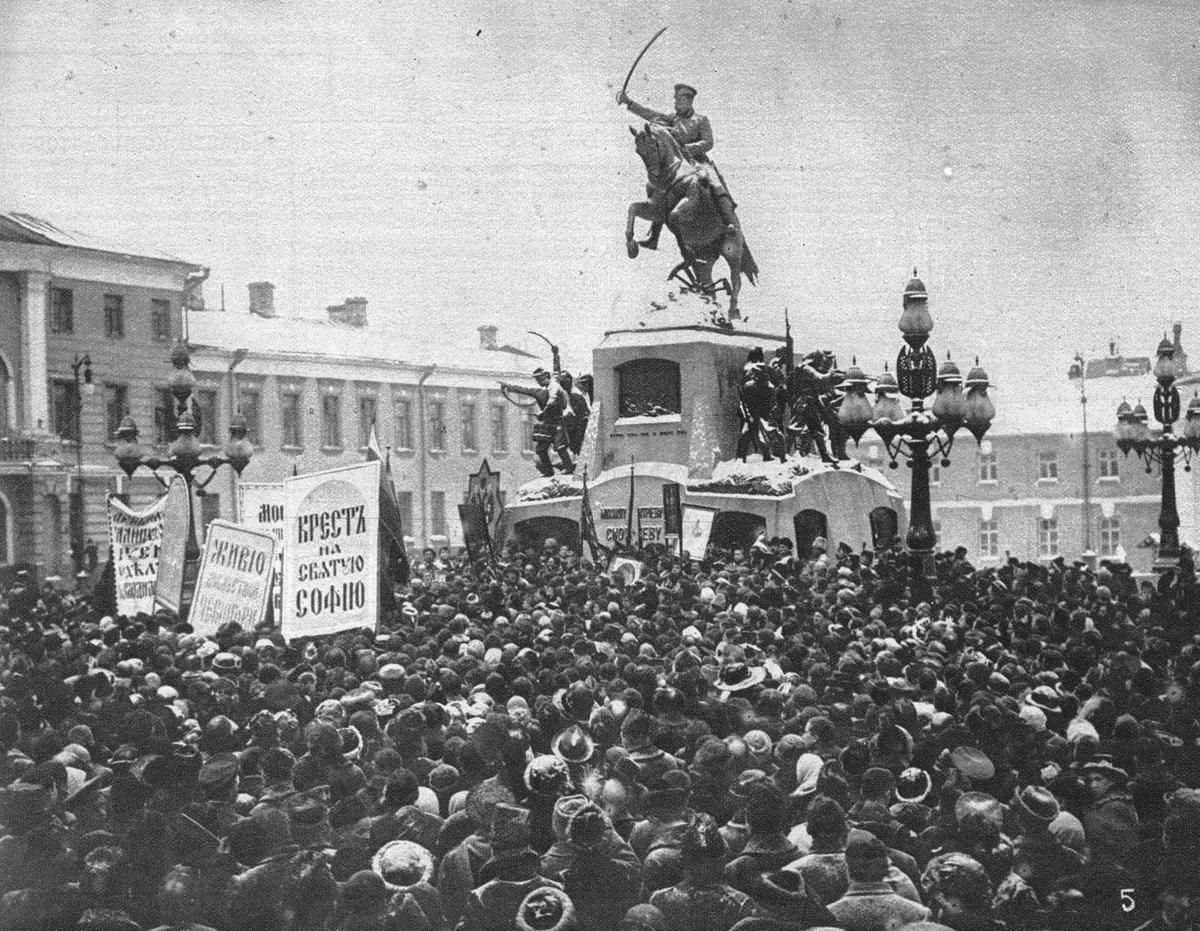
[{"xmin": 3, "ymin": 0, "xmax": 1200, "ymax": 401}]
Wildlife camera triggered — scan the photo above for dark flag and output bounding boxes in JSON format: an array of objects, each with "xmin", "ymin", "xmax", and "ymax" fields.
[
  {"xmin": 580, "ymin": 467, "xmax": 610, "ymax": 566},
  {"xmin": 366, "ymin": 423, "xmax": 409, "ymax": 594}
]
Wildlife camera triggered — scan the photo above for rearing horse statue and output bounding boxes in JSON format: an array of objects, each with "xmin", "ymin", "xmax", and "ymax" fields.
[{"xmin": 627, "ymin": 122, "xmax": 758, "ymax": 317}]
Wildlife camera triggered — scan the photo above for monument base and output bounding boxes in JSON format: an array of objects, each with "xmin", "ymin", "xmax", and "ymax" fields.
[{"xmin": 502, "ymin": 452, "xmax": 904, "ymax": 557}]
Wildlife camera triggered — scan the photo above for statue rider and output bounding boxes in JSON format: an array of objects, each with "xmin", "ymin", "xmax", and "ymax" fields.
[
  {"xmin": 618, "ymin": 83, "xmax": 739, "ymax": 250},
  {"xmin": 557, "ymin": 370, "xmax": 591, "ymax": 457},
  {"xmin": 501, "ymin": 367, "xmax": 575, "ymax": 477}
]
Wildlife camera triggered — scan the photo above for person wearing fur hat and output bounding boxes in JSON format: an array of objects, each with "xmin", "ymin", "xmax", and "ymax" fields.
[
  {"xmin": 437, "ymin": 782, "xmax": 515, "ymax": 927},
  {"xmin": 460, "ymin": 803, "xmax": 564, "ymax": 931},
  {"xmin": 649, "ymin": 814, "xmax": 762, "ymax": 931},
  {"xmin": 548, "ymin": 802, "xmax": 642, "ymax": 930}
]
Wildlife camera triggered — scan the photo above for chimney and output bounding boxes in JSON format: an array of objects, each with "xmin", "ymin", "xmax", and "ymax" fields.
[
  {"xmin": 327, "ymin": 297, "xmax": 368, "ymax": 327},
  {"xmin": 248, "ymin": 281, "xmax": 276, "ymax": 318},
  {"xmin": 1109, "ymin": 339, "xmax": 1117, "ymax": 357},
  {"xmin": 478, "ymin": 324, "xmax": 498, "ymax": 350},
  {"xmin": 1174, "ymin": 322, "xmax": 1183, "ymax": 351}
]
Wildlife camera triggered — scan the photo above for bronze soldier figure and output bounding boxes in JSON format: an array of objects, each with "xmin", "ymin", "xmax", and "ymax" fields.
[
  {"xmin": 557, "ymin": 370, "xmax": 591, "ymax": 458},
  {"xmin": 787, "ymin": 350, "xmax": 848, "ymax": 464},
  {"xmin": 500, "ymin": 367, "xmax": 575, "ymax": 477},
  {"xmin": 619, "ymin": 83, "xmax": 738, "ymax": 250}
]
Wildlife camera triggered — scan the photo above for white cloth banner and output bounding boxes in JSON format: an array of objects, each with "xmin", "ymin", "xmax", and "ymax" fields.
[
  {"xmin": 107, "ymin": 492, "xmax": 168, "ymax": 618},
  {"xmin": 282, "ymin": 461, "xmax": 380, "ymax": 641},
  {"xmin": 154, "ymin": 477, "xmax": 190, "ymax": 613},
  {"xmin": 681, "ymin": 505, "xmax": 718, "ymax": 560},
  {"xmin": 190, "ymin": 520, "xmax": 277, "ymax": 638},
  {"xmin": 238, "ymin": 482, "xmax": 285, "ymax": 619}
]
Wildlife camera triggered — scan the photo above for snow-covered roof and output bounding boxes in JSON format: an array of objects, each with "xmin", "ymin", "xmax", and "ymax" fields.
[
  {"xmin": 187, "ymin": 310, "xmax": 541, "ymax": 377},
  {"xmin": 0, "ymin": 211, "xmax": 195, "ymax": 265}
]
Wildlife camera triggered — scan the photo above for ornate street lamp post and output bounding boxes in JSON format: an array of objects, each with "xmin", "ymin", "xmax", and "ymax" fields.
[
  {"xmin": 69, "ymin": 353, "xmax": 94, "ymax": 573},
  {"xmin": 112, "ymin": 339, "xmax": 253, "ymax": 612},
  {"xmin": 839, "ymin": 272, "xmax": 995, "ymax": 601},
  {"xmin": 1113, "ymin": 336, "xmax": 1200, "ymax": 572}
]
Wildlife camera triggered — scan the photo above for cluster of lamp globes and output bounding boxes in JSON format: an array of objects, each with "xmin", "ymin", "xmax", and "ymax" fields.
[
  {"xmin": 1114, "ymin": 334, "xmax": 1200, "ymax": 465},
  {"xmin": 836, "ymin": 274, "xmax": 997, "ymax": 465},
  {"xmin": 113, "ymin": 339, "xmax": 254, "ymax": 480}
]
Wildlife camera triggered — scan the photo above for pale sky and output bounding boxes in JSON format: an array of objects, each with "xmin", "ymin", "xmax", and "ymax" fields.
[{"xmin": 3, "ymin": 0, "xmax": 1200, "ymax": 400}]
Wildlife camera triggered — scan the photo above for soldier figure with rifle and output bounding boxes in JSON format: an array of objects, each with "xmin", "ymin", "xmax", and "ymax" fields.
[{"xmin": 499, "ymin": 331, "xmax": 576, "ymax": 477}]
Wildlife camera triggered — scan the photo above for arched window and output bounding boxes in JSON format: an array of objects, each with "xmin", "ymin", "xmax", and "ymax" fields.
[
  {"xmin": 513, "ymin": 517, "xmax": 580, "ymax": 552},
  {"xmin": 616, "ymin": 358, "xmax": 681, "ymax": 418},
  {"xmin": 794, "ymin": 509, "xmax": 829, "ymax": 555},
  {"xmin": 710, "ymin": 510, "xmax": 766, "ymax": 552}
]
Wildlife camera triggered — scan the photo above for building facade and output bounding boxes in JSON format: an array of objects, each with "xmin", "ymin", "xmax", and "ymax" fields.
[
  {"xmin": 187, "ymin": 285, "xmax": 545, "ymax": 550},
  {"xmin": 0, "ymin": 212, "xmax": 202, "ymax": 580},
  {"xmin": 901, "ymin": 335, "xmax": 1187, "ymax": 574}
]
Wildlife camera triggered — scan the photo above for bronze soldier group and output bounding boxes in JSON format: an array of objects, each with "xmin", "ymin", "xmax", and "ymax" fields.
[
  {"xmin": 500, "ymin": 367, "xmax": 592, "ymax": 478},
  {"xmin": 738, "ymin": 346, "xmax": 850, "ymax": 465}
]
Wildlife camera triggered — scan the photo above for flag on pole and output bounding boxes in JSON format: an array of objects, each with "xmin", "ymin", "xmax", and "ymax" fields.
[
  {"xmin": 580, "ymin": 467, "xmax": 610, "ymax": 566},
  {"xmin": 366, "ymin": 421, "xmax": 410, "ymax": 588}
]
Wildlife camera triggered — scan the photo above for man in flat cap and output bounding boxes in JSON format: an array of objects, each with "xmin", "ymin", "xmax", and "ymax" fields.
[{"xmin": 618, "ymin": 83, "xmax": 738, "ymax": 250}]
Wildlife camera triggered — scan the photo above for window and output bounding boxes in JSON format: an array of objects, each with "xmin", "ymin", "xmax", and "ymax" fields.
[
  {"xmin": 397, "ymin": 492, "xmax": 414, "ymax": 536},
  {"xmin": 979, "ymin": 518, "xmax": 999, "ymax": 558},
  {"xmin": 932, "ymin": 520, "xmax": 941, "ymax": 548},
  {"xmin": 930, "ymin": 463, "xmax": 942, "ymax": 485},
  {"xmin": 1098, "ymin": 448, "xmax": 1119, "ymax": 480},
  {"xmin": 461, "ymin": 400, "xmax": 478, "ymax": 452},
  {"xmin": 521, "ymin": 409, "xmax": 536, "ymax": 453},
  {"xmin": 358, "ymin": 396, "xmax": 378, "ymax": 449},
  {"xmin": 321, "ymin": 394, "xmax": 343, "ymax": 448},
  {"xmin": 104, "ymin": 294, "xmax": 125, "ymax": 339},
  {"xmin": 1038, "ymin": 517, "xmax": 1059, "ymax": 558},
  {"xmin": 50, "ymin": 380, "xmax": 79, "ymax": 441},
  {"xmin": 194, "ymin": 388, "xmax": 218, "ymax": 445},
  {"xmin": 50, "ymin": 287, "xmax": 73, "ymax": 334},
  {"xmin": 281, "ymin": 391, "xmax": 303, "ymax": 448},
  {"xmin": 1038, "ymin": 451, "xmax": 1058, "ymax": 481},
  {"xmin": 150, "ymin": 299, "xmax": 171, "ymax": 341},
  {"xmin": 394, "ymin": 398, "xmax": 413, "ymax": 450},
  {"xmin": 104, "ymin": 384, "xmax": 128, "ymax": 442},
  {"xmin": 430, "ymin": 491, "xmax": 447, "ymax": 537},
  {"xmin": 491, "ymin": 403, "xmax": 508, "ymax": 453},
  {"xmin": 1100, "ymin": 517, "xmax": 1121, "ymax": 557},
  {"xmin": 429, "ymin": 400, "xmax": 447, "ymax": 451},
  {"xmin": 238, "ymin": 387, "xmax": 262, "ymax": 446},
  {"xmin": 978, "ymin": 451, "xmax": 998, "ymax": 483},
  {"xmin": 616, "ymin": 358, "xmax": 681, "ymax": 417},
  {"xmin": 154, "ymin": 388, "xmax": 177, "ymax": 444}
]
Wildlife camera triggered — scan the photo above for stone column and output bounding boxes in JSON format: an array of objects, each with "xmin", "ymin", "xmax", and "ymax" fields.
[{"xmin": 20, "ymin": 271, "xmax": 50, "ymax": 432}]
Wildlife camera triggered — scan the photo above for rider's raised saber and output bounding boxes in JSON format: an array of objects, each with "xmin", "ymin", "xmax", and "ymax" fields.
[{"xmin": 617, "ymin": 26, "xmax": 667, "ymax": 104}]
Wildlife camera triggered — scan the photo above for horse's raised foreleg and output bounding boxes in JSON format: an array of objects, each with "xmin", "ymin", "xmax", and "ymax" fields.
[{"xmin": 626, "ymin": 201, "xmax": 658, "ymax": 258}]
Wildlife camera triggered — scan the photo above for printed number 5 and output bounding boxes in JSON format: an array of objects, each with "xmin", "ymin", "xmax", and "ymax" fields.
[{"xmin": 1120, "ymin": 889, "xmax": 1136, "ymax": 913}]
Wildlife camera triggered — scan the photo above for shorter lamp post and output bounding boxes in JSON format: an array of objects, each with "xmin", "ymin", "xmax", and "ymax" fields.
[
  {"xmin": 839, "ymin": 272, "xmax": 995, "ymax": 601},
  {"xmin": 1113, "ymin": 335, "xmax": 1200, "ymax": 572},
  {"xmin": 69, "ymin": 354, "xmax": 94, "ymax": 572},
  {"xmin": 112, "ymin": 339, "xmax": 253, "ymax": 612}
]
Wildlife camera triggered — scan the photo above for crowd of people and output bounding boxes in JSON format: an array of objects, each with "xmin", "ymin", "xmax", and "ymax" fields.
[{"xmin": 3, "ymin": 535, "xmax": 1200, "ymax": 931}]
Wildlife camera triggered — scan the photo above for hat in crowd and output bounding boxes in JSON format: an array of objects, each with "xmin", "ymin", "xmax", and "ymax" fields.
[
  {"xmin": 954, "ymin": 792, "xmax": 1005, "ymax": 829},
  {"xmin": 845, "ymin": 832, "xmax": 889, "ymax": 865},
  {"xmin": 895, "ymin": 767, "xmax": 933, "ymax": 805},
  {"xmin": 552, "ymin": 724, "xmax": 595, "ymax": 765},
  {"xmin": 716, "ymin": 662, "xmax": 766, "ymax": 693},
  {"xmin": 949, "ymin": 746, "xmax": 995, "ymax": 781},
  {"xmin": 1083, "ymin": 756, "xmax": 1129, "ymax": 785},
  {"xmin": 516, "ymin": 886, "xmax": 577, "ymax": 931},
  {"xmin": 1012, "ymin": 785, "xmax": 1059, "ymax": 824},
  {"xmin": 372, "ymin": 840, "xmax": 435, "ymax": 892}
]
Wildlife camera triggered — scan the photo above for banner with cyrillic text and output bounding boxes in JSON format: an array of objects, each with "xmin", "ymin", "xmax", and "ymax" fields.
[
  {"xmin": 154, "ymin": 477, "xmax": 190, "ymax": 613},
  {"xmin": 282, "ymin": 461, "xmax": 380, "ymax": 640},
  {"xmin": 107, "ymin": 491, "xmax": 168, "ymax": 618},
  {"xmin": 190, "ymin": 520, "xmax": 277, "ymax": 638},
  {"xmin": 238, "ymin": 482, "xmax": 284, "ymax": 619}
]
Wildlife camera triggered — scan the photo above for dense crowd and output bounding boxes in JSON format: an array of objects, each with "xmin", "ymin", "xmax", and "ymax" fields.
[{"xmin": 3, "ymin": 535, "xmax": 1200, "ymax": 931}]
